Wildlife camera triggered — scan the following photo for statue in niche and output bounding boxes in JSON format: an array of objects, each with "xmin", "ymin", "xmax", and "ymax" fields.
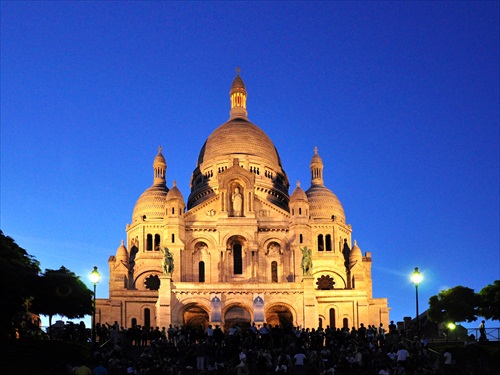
[
  {"xmin": 195, "ymin": 242, "xmax": 208, "ymax": 254},
  {"xmin": 161, "ymin": 247, "xmax": 174, "ymax": 275},
  {"xmin": 231, "ymin": 187, "xmax": 243, "ymax": 216},
  {"xmin": 266, "ymin": 242, "xmax": 281, "ymax": 256}
]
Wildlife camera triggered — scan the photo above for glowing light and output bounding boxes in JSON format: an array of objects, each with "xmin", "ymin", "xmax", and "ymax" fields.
[
  {"xmin": 411, "ymin": 267, "xmax": 423, "ymax": 285},
  {"xmin": 90, "ymin": 266, "xmax": 101, "ymax": 285}
]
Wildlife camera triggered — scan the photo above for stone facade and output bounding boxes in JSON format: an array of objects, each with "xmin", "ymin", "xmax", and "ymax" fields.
[{"xmin": 95, "ymin": 74, "xmax": 389, "ymax": 331}]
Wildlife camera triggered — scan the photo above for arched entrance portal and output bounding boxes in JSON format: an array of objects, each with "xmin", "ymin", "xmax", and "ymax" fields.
[
  {"xmin": 224, "ymin": 306, "xmax": 251, "ymax": 331},
  {"xmin": 266, "ymin": 305, "xmax": 293, "ymax": 327},
  {"xmin": 183, "ymin": 304, "xmax": 209, "ymax": 329}
]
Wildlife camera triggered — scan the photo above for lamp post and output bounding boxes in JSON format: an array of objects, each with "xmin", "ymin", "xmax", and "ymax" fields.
[
  {"xmin": 411, "ymin": 267, "xmax": 423, "ymax": 339},
  {"xmin": 90, "ymin": 266, "xmax": 101, "ymax": 343}
]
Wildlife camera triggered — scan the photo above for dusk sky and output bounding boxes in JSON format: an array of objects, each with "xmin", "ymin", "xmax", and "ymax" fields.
[{"xmin": 1, "ymin": 1, "xmax": 499, "ymax": 329}]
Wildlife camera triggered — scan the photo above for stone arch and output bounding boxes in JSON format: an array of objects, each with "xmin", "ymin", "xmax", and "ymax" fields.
[
  {"xmin": 265, "ymin": 302, "xmax": 296, "ymax": 327},
  {"xmin": 134, "ymin": 269, "xmax": 162, "ymax": 290},
  {"xmin": 313, "ymin": 269, "xmax": 347, "ymax": 288},
  {"xmin": 183, "ymin": 235, "xmax": 217, "ymax": 282},
  {"xmin": 223, "ymin": 302, "xmax": 252, "ymax": 331},
  {"xmin": 259, "ymin": 236, "xmax": 289, "ymax": 282},
  {"xmin": 318, "ymin": 314, "xmax": 326, "ymax": 329},
  {"xmin": 323, "ymin": 304, "xmax": 342, "ymax": 330},
  {"xmin": 221, "ymin": 232, "xmax": 254, "ymax": 248},
  {"xmin": 186, "ymin": 235, "xmax": 217, "ymax": 252},
  {"xmin": 172, "ymin": 296, "xmax": 211, "ymax": 325},
  {"xmin": 140, "ymin": 304, "xmax": 155, "ymax": 328},
  {"xmin": 182, "ymin": 303, "xmax": 210, "ymax": 329},
  {"xmin": 259, "ymin": 234, "xmax": 289, "ymax": 252}
]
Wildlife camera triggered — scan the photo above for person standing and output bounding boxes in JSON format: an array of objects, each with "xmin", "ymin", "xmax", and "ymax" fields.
[
  {"xmin": 396, "ymin": 345, "xmax": 409, "ymax": 368},
  {"xmin": 443, "ymin": 348, "xmax": 452, "ymax": 374},
  {"xmin": 479, "ymin": 320, "xmax": 487, "ymax": 342}
]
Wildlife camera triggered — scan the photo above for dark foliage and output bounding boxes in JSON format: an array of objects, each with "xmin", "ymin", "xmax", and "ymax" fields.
[
  {"xmin": 428, "ymin": 286, "xmax": 481, "ymax": 323},
  {"xmin": 0, "ymin": 230, "xmax": 41, "ymax": 339},
  {"xmin": 31, "ymin": 266, "xmax": 94, "ymax": 330},
  {"xmin": 479, "ymin": 280, "xmax": 500, "ymax": 321}
]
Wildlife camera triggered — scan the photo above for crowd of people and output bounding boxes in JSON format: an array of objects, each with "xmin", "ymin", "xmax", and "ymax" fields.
[{"xmin": 68, "ymin": 321, "xmax": 472, "ymax": 375}]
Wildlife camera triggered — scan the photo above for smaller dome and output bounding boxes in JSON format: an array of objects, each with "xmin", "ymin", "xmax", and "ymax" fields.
[
  {"xmin": 306, "ymin": 185, "xmax": 345, "ymax": 221},
  {"xmin": 166, "ymin": 180, "xmax": 184, "ymax": 201},
  {"xmin": 132, "ymin": 184, "xmax": 169, "ymax": 221},
  {"xmin": 290, "ymin": 181, "xmax": 309, "ymax": 203},
  {"xmin": 349, "ymin": 240, "xmax": 363, "ymax": 268},
  {"xmin": 116, "ymin": 240, "xmax": 128, "ymax": 263}
]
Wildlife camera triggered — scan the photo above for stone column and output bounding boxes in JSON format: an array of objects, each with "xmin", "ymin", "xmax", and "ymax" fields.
[
  {"xmin": 302, "ymin": 275, "xmax": 318, "ymax": 329},
  {"xmin": 156, "ymin": 275, "xmax": 172, "ymax": 328}
]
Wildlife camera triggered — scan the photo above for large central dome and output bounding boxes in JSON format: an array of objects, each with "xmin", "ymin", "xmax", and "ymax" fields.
[
  {"xmin": 196, "ymin": 117, "xmax": 283, "ymax": 169},
  {"xmin": 188, "ymin": 73, "xmax": 289, "ymax": 210}
]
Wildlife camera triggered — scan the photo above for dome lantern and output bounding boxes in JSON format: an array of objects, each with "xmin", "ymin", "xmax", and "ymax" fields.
[
  {"xmin": 310, "ymin": 146, "xmax": 324, "ymax": 186},
  {"xmin": 229, "ymin": 68, "xmax": 248, "ymax": 119},
  {"xmin": 153, "ymin": 146, "xmax": 167, "ymax": 186}
]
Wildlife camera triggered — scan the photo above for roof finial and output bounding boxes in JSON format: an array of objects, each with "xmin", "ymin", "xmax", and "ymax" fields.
[
  {"xmin": 314, "ymin": 146, "xmax": 318, "ymax": 155},
  {"xmin": 158, "ymin": 145, "xmax": 162, "ymax": 153},
  {"xmin": 236, "ymin": 66, "xmax": 241, "ymax": 75}
]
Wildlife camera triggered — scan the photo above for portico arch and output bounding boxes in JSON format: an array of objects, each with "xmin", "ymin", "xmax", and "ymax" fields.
[
  {"xmin": 223, "ymin": 304, "xmax": 252, "ymax": 331},
  {"xmin": 182, "ymin": 303, "xmax": 210, "ymax": 329},
  {"xmin": 265, "ymin": 304, "xmax": 294, "ymax": 327}
]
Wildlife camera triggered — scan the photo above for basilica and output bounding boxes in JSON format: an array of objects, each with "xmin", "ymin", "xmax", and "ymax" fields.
[{"xmin": 95, "ymin": 74, "xmax": 389, "ymax": 331}]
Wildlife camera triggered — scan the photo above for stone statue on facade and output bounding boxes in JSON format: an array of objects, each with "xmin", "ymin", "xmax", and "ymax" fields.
[
  {"xmin": 161, "ymin": 247, "xmax": 174, "ymax": 275},
  {"xmin": 301, "ymin": 246, "xmax": 313, "ymax": 276},
  {"xmin": 231, "ymin": 187, "xmax": 243, "ymax": 216}
]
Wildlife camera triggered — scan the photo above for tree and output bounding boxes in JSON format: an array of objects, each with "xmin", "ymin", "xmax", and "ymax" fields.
[
  {"xmin": 31, "ymin": 266, "xmax": 93, "ymax": 336},
  {"xmin": 428, "ymin": 286, "xmax": 481, "ymax": 324},
  {"xmin": 478, "ymin": 280, "xmax": 500, "ymax": 321},
  {"xmin": 0, "ymin": 230, "xmax": 41, "ymax": 339}
]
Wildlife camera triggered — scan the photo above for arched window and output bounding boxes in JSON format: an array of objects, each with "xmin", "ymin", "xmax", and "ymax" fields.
[
  {"xmin": 172, "ymin": 207, "xmax": 175, "ymax": 214},
  {"xmin": 343, "ymin": 317, "xmax": 348, "ymax": 330},
  {"xmin": 144, "ymin": 308, "xmax": 151, "ymax": 329},
  {"xmin": 154, "ymin": 234, "xmax": 161, "ymax": 251},
  {"xmin": 199, "ymin": 261, "xmax": 205, "ymax": 282},
  {"xmin": 299, "ymin": 234, "xmax": 303, "ymax": 244},
  {"xmin": 329, "ymin": 309, "xmax": 336, "ymax": 329},
  {"xmin": 146, "ymin": 234, "xmax": 153, "ymax": 251},
  {"xmin": 271, "ymin": 261, "xmax": 278, "ymax": 282},
  {"xmin": 325, "ymin": 234, "xmax": 332, "ymax": 251},
  {"xmin": 319, "ymin": 317, "xmax": 323, "ymax": 329},
  {"xmin": 233, "ymin": 244, "xmax": 242, "ymax": 274},
  {"xmin": 171, "ymin": 233, "xmax": 175, "ymax": 243},
  {"xmin": 318, "ymin": 234, "xmax": 324, "ymax": 251},
  {"xmin": 131, "ymin": 318, "xmax": 137, "ymax": 328},
  {"xmin": 299, "ymin": 207, "xmax": 302, "ymax": 215}
]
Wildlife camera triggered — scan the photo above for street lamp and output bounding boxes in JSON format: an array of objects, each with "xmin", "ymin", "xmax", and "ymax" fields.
[
  {"xmin": 411, "ymin": 267, "xmax": 423, "ymax": 339},
  {"xmin": 90, "ymin": 266, "xmax": 101, "ymax": 343}
]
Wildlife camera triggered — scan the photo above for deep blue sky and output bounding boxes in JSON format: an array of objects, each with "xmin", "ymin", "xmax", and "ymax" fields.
[{"xmin": 1, "ymin": 1, "xmax": 499, "ymax": 328}]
